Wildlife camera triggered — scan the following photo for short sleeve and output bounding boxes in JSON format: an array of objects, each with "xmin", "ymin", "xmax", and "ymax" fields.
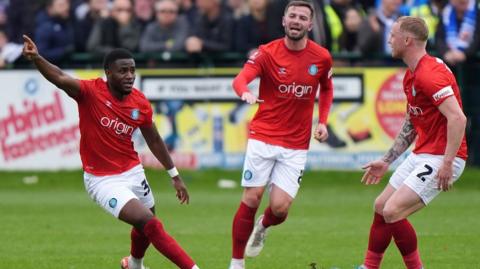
[
  {"xmin": 135, "ymin": 90, "xmax": 153, "ymax": 127},
  {"xmin": 418, "ymin": 68, "xmax": 455, "ymax": 106},
  {"xmin": 244, "ymin": 46, "xmax": 267, "ymax": 75},
  {"xmin": 141, "ymin": 102, "xmax": 153, "ymax": 127},
  {"xmin": 76, "ymin": 79, "xmax": 97, "ymax": 103}
]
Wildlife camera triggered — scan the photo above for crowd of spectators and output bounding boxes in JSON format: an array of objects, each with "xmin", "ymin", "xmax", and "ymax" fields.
[{"xmin": 0, "ymin": 0, "xmax": 478, "ymax": 67}]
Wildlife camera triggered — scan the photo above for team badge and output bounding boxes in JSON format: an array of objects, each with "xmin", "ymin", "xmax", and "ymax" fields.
[
  {"xmin": 131, "ymin": 109, "xmax": 139, "ymax": 120},
  {"xmin": 278, "ymin": 67, "xmax": 287, "ymax": 75},
  {"xmin": 244, "ymin": 170, "xmax": 253, "ymax": 181},
  {"xmin": 109, "ymin": 198, "xmax": 117, "ymax": 208},
  {"xmin": 308, "ymin": 64, "xmax": 318, "ymax": 76}
]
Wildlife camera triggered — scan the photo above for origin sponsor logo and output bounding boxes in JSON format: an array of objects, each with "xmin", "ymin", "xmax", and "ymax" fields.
[
  {"xmin": 432, "ymin": 86, "xmax": 454, "ymax": 101},
  {"xmin": 277, "ymin": 82, "xmax": 313, "ymax": 98},
  {"xmin": 100, "ymin": 117, "xmax": 134, "ymax": 135}
]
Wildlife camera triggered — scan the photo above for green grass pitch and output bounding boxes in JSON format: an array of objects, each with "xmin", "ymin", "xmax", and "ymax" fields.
[{"xmin": 1, "ymin": 168, "xmax": 479, "ymax": 269}]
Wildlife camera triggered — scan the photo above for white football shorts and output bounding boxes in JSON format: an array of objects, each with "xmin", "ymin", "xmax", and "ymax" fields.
[
  {"xmin": 389, "ymin": 153, "xmax": 465, "ymax": 204},
  {"xmin": 83, "ymin": 164, "xmax": 155, "ymax": 218},
  {"xmin": 241, "ymin": 139, "xmax": 307, "ymax": 198}
]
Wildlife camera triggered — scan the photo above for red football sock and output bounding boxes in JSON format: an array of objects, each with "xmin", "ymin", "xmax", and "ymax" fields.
[
  {"xmin": 130, "ymin": 227, "xmax": 150, "ymax": 259},
  {"xmin": 403, "ymin": 249, "xmax": 423, "ymax": 269},
  {"xmin": 364, "ymin": 213, "xmax": 392, "ymax": 269},
  {"xmin": 232, "ymin": 202, "xmax": 258, "ymax": 259},
  {"xmin": 364, "ymin": 250, "xmax": 383, "ymax": 269},
  {"xmin": 143, "ymin": 217, "xmax": 195, "ymax": 269},
  {"xmin": 389, "ymin": 219, "xmax": 423, "ymax": 269},
  {"xmin": 261, "ymin": 206, "xmax": 287, "ymax": 228}
]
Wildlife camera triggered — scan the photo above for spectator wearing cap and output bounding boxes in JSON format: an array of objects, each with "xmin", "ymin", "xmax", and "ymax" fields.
[{"xmin": 139, "ymin": 0, "xmax": 188, "ymax": 52}]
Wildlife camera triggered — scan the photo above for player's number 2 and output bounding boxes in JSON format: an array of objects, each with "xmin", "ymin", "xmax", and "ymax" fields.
[{"xmin": 416, "ymin": 164, "xmax": 433, "ymax": 182}]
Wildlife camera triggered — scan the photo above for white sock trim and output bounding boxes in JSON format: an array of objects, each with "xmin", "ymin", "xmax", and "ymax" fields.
[
  {"xmin": 128, "ymin": 256, "xmax": 144, "ymax": 269},
  {"xmin": 231, "ymin": 258, "xmax": 245, "ymax": 265}
]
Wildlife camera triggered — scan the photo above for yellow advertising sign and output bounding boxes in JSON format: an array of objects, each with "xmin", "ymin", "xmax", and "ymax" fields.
[{"xmin": 74, "ymin": 67, "xmax": 408, "ymax": 169}]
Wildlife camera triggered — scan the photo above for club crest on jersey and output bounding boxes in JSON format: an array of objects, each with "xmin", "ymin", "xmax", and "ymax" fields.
[
  {"xmin": 244, "ymin": 170, "xmax": 253, "ymax": 181},
  {"xmin": 109, "ymin": 198, "xmax": 117, "ymax": 208},
  {"xmin": 278, "ymin": 67, "xmax": 286, "ymax": 75},
  {"xmin": 308, "ymin": 64, "xmax": 318, "ymax": 76},
  {"xmin": 131, "ymin": 109, "xmax": 139, "ymax": 120}
]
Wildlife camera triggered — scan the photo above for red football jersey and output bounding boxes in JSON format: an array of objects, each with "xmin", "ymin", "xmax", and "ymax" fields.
[
  {"xmin": 403, "ymin": 54, "xmax": 467, "ymax": 159},
  {"xmin": 75, "ymin": 78, "xmax": 153, "ymax": 175},
  {"xmin": 238, "ymin": 39, "xmax": 333, "ymax": 149}
]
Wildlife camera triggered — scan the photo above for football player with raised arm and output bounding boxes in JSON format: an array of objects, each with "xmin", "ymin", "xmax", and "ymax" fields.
[{"xmin": 23, "ymin": 35, "xmax": 200, "ymax": 269}]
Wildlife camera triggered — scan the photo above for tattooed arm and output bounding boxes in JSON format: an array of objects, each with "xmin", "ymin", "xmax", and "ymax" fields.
[
  {"xmin": 382, "ymin": 113, "xmax": 417, "ymax": 164},
  {"xmin": 361, "ymin": 114, "xmax": 417, "ymax": 185}
]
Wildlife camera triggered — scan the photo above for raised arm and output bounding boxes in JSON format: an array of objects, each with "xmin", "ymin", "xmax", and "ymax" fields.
[
  {"xmin": 362, "ymin": 113, "xmax": 417, "ymax": 184},
  {"xmin": 22, "ymin": 35, "xmax": 80, "ymax": 99},
  {"xmin": 436, "ymin": 96, "xmax": 467, "ymax": 191},
  {"xmin": 140, "ymin": 123, "xmax": 189, "ymax": 204}
]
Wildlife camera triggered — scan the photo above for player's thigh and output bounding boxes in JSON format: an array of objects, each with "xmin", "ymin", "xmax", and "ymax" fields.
[
  {"xmin": 241, "ymin": 139, "xmax": 276, "ymax": 187},
  {"xmin": 402, "ymin": 154, "xmax": 465, "ymax": 205},
  {"xmin": 388, "ymin": 154, "xmax": 417, "ymax": 190},
  {"xmin": 129, "ymin": 170, "xmax": 155, "ymax": 209},
  {"xmin": 373, "ymin": 184, "xmax": 397, "ymax": 214},
  {"xmin": 84, "ymin": 173, "xmax": 138, "ymax": 218},
  {"xmin": 270, "ymin": 147, "xmax": 307, "ymax": 199},
  {"xmin": 118, "ymin": 197, "xmax": 154, "ymax": 227},
  {"xmin": 383, "ymin": 184, "xmax": 425, "ymax": 222},
  {"xmin": 269, "ymin": 184, "xmax": 294, "ymax": 215},
  {"xmin": 242, "ymin": 186, "xmax": 266, "ymax": 208}
]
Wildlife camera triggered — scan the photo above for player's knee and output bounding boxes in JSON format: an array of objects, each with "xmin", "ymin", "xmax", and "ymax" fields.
[
  {"xmin": 382, "ymin": 206, "xmax": 400, "ymax": 223},
  {"xmin": 134, "ymin": 212, "xmax": 155, "ymax": 230},
  {"xmin": 373, "ymin": 197, "xmax": 386, "ymax": 214},
  {"xmin": 270, "ymin": 203, "xmax": 289, "ymax": 217},
  {"xmin": 243, "ymin": 197, "xmax": 261, "ymax": 208},
  {"xmin": 242, "ymin": 192, "xmax": 263, "ymax": 208}
]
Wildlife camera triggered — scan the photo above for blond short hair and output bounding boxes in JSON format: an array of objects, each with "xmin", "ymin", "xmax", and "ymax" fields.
[{"xmin": 397, "ymin": 16, "xmax": 429, "ymax": 42}]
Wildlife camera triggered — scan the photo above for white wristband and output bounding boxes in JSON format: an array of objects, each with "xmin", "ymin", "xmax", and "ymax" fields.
[{"xmin": 167, "ymin": 167, "xmax": 179, "ymax": 178}]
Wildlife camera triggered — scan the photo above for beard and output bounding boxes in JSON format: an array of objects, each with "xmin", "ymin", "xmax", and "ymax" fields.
[{"xmin": 284, "ymin": 26, "xmax": 307, "ymax": 41}]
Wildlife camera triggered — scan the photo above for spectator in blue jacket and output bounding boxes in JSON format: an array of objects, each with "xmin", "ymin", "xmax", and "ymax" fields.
[
  {"xmin": 35, "ymin": 0, "xmax": 75, "ymax": 64},
  {"xmin": 435, "ymin": 0, "xmax": 480, "ymax": 66}
]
